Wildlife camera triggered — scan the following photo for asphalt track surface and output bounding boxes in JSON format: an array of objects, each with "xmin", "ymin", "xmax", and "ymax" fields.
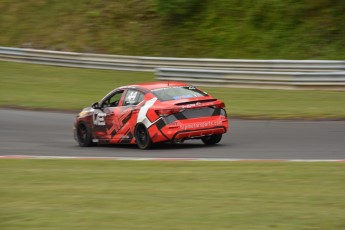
[{"xmin": 0, "ymin": 108, "xmax": 344, "ymax": 160}]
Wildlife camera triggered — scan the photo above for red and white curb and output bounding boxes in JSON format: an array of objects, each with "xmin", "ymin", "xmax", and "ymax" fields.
[{"xmin": 0, "ymin": 155, "xmax": 344, "ymax": 162}]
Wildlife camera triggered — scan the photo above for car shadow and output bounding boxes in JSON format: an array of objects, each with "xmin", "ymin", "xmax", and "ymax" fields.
[{"xmin": 95, "ymin": 142, "xmax": 223, "ymax": 150}]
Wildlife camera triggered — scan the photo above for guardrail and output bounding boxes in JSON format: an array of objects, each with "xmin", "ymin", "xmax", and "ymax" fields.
[
  {"xmin": 156, "ymin": 68, "xmax": 345, "ymax": 90},
  {"xmin": 1, "ymin": 46, "xmax": 345, "ymax": 90},
  {"xmin": 1, "ymin": 46, "xmax": 345, "ymax": 72}
]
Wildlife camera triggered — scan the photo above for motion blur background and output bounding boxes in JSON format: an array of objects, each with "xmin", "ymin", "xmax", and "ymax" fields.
[{"xmin": 1, "ymin": 0, "xmax": 345, "ymax": 59}]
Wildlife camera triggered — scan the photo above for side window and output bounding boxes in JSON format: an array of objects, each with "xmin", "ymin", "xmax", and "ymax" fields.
[
  {"xmin": 137, "ymin": 92, "xmax": 144, "ymax": 103},
  {"xmin": 102, "ymin": 90, "xmax": 124, "ymax": 107},
  {"xmin": 123, "ymin": 90, "xmax": 145, "ymax": 106}
]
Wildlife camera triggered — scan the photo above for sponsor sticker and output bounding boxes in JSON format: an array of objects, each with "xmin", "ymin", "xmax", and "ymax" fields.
[{"xmin": 180, "ymin": 120, "xmax": 222, "ymax": 130}]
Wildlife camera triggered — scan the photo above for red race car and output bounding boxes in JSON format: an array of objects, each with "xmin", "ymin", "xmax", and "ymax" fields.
[{"xmin": 74, "ymin": 81, "xmax": 229, "ymax": 149}]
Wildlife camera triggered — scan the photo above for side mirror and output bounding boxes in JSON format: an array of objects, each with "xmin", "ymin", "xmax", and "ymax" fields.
[{"xmin": 91, "ymin": 102, "xmax": 101, "ymax": 109}]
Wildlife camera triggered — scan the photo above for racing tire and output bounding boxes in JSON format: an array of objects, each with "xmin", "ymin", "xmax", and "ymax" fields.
[
  {"xmin": 134, "ymin": 124, "xmax": 152, "ymax": 150},
  {"xmin": 76, "ymin": 123, "xmax": 94, "ymax": 147},
  {"xmin": 201, "ymin": 134, "xmax": 222, "ymax": 145}
]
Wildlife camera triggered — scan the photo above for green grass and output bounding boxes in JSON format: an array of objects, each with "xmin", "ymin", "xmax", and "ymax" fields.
[
  {"xmin": 206, "ymin": 87, "xmax": 345, "ymax": 119},
  {"xmin": 1, "ymin": 1, "xmax": 345, "ymax": 59},
  {"xmin": 0, "ymin": 159, "xmax": 345, "ymax": 230},
  {"xmin": 0, "ymin": 61, "xmax": 155, "ymax": 110},
  {"xmin": 1, "ymin": 61, "xmax": 345, "ymax": 119}
]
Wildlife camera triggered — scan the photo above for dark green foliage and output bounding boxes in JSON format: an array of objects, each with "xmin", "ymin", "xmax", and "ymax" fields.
[
  {"xmin": 154, "ymin": 0, "xmax": 204, "ymax": 24},
  {"xmin": 0, "ymin": 0, "xmax": 344, "ymax": 59}
]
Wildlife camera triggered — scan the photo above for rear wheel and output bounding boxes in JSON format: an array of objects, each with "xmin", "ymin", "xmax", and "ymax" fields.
[
  {"xmin": 201, "ymin": 134, "xmax": 222, "ymax": 145},
  {"xmin": 76, "ymin": 123, "xmax": 94, "ymax": 147},
  {"xmin": 134, "ymin": 124, "xmax": 152, "ymax": 150}
]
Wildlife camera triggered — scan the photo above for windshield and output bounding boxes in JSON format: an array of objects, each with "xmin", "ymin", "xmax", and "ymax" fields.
[{"xmin": 151, "ymin": 86, "xmax": 208, "ymax": 101}]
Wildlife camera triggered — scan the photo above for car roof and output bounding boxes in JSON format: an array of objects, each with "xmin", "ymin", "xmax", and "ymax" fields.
[{"xmin": 125, "ymin": 81, "xmax": 189, "ymax": 91}]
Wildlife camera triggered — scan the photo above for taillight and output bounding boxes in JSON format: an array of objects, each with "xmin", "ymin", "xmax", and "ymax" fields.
[{"xmin": 155, "ymin": 108, "xmax": 181, "ymax": 117}]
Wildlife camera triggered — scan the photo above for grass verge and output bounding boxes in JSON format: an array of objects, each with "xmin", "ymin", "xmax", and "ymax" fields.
[
  {"xmin": 1, "ymin": 61, "xmax": 345, "ymax": 119},
  {"xmin": 0, "ymin": 159, "xmax": 344, "ymax": 230}
]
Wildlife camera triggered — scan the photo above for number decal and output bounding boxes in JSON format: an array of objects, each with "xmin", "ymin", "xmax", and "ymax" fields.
[
  {"xmin": 93, "ymin": 111, "xmax": 106, "ymax": 125},
  {"xmin": 127, "ymin": 91, "xmax": 138, "ymax": 104}
]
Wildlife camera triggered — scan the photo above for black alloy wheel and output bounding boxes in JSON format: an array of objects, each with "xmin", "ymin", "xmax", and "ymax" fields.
[
  {"xmin": 77, "ymin": 123, "xmax": 94, "ymax": 147},
  {"xmin": 135, "ymin": 124, "xmax": 152, "ymax": 150},
  {"xmin": 201, "ymin": 134, "xmax": 222, "ymax": 145}
]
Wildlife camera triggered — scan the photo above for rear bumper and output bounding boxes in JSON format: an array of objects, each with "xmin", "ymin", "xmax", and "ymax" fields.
[
  {"xmin": 173, "ymin": 127, "xmax": 227, "ymax": 140},
  {"xmin": 148, "ymin": 116, "xmax": 229, "ymax": 143}
]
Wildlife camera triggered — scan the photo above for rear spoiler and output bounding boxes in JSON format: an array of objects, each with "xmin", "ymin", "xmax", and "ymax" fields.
[{"xmin": 175, "ymin": 99, "xmax": 217, "ymax": 106}]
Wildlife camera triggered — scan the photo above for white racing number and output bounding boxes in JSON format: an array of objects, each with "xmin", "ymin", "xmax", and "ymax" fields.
[
  {"xmin": 126, "ymin": 91, "xmax": 138, "ymax": 104},
  {"xmin": 93, "ymin": 111, "xmax": 106, "ymax": 126}
]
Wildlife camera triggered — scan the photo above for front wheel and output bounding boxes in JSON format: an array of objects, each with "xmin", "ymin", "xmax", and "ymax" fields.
[
  {"xmin": 134, "ymin": 124, "xmax": 152, "ymax": 150},
  {"xmin": 76, "ymin": 123, "xmax": 94, "ymax": 147},
  {"xmin": 201, "ymin": 134, "xmax": 222, "ymax": 145}
]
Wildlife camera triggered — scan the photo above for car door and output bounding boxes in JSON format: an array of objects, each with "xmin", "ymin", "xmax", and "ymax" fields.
[
  {"xmin": 91, "ymin": 89, "xmax": 124, "ymax": 141},
  {"xmin": 103, "ymin": 89, "xmax": 145, "ymax": 143}
]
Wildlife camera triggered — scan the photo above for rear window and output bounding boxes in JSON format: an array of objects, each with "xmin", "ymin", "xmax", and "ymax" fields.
[{"xmin": 151, "ymin": 86, "xmax": 208, "ymax": 101}]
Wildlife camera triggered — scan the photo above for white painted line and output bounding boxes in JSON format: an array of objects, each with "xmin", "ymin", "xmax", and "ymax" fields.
[{"xmin": 0, "ymin": 155, "xmax": 344, "ymax": 162}]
